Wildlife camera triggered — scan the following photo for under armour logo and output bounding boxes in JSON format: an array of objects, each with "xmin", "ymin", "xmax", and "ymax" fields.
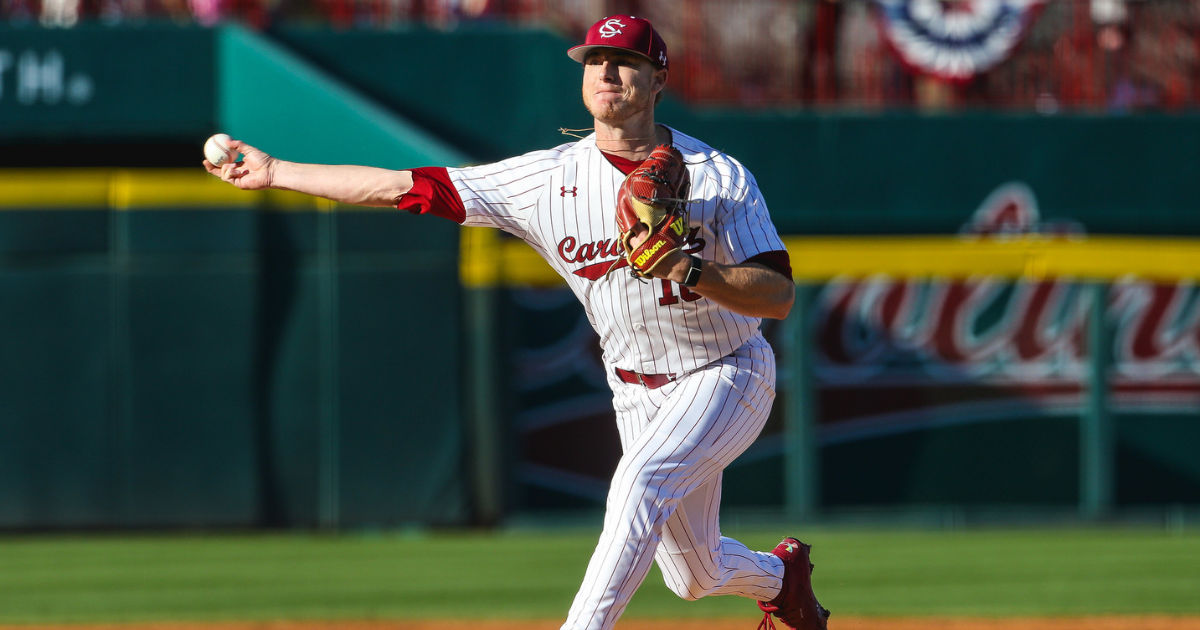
[
  {"xmin": 561, "ymin": 186, "xmax": 578, "ymax": 197},
  {"xmin": 659, "ymin": 51, "xmax": 667, "ymax": 65},
  {"xmin": 599, "ymin": 18, "xmax": 625, "ymax": 38}
]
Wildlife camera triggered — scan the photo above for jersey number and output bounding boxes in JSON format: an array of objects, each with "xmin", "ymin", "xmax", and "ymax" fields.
[{"xmin": 658, "ymin": 279, "xmax": 702, "ymax": 306}]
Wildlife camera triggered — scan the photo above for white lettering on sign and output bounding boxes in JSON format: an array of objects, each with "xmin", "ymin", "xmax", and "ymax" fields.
[
  {"xmin": 20, "ymin": 49, "xmax": 62, "ymax": 104},
  {"xmin": 0, "ymin": 49, "xmax": 92, "ymax": 106},
  {"xmin": 66, "ymin": 73, "xmax": 92, "ymax": 104}
]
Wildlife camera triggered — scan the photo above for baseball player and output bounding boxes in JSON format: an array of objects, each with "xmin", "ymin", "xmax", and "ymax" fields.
[{"xmin": 204, "ymin": 14, "xmax": 828, "ymax": 630}]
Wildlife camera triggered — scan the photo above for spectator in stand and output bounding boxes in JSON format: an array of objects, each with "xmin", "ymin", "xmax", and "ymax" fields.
[
  {"xmin": 188, "ymin": 0, "xmax": 220, "ymax": 24},
  {"xmin": 41, "ymin": 0, "xmax": 81, "ymax": 26}
]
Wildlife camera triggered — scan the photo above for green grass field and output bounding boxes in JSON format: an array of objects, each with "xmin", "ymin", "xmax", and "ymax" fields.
[{"xmin": 0, "ymin": 527, "xmax": 1198, "ymax": 624}]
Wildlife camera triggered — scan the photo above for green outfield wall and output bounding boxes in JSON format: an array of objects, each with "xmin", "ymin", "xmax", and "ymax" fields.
[
  {"xmin": 0, "ymin": 25, "xmax": 472, "ymax": 529},
  {"xmin": 0, "ymin": 181, "xmax": 467, "ymax": 529},
  {"xmin": 1, "ymin": 25, "xmax": 1198, "ymax": 529}
]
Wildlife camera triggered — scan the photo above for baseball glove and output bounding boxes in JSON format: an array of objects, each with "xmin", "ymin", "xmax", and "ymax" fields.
[{"xmin": 614, "ymin": 144, "xmax": 691, "ymax": 278}]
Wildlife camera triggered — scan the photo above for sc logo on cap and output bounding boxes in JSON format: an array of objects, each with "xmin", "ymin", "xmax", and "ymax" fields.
[{"xmin": 599, "ymin": 18, "xmax": 625, "ymax": 38}]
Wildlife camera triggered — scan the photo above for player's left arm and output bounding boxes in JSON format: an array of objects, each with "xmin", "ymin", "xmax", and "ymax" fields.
[
  {"xmin": 650, "ymin": 164, "xmax": 794, "ymax": 319},
  {"xmin": 652, "ymin": 253, "xmax": 794, "ymax": 320}
]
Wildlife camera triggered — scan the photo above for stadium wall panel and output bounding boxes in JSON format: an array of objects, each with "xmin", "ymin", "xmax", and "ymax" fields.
[{"xmin": 0, "ymin": 179, "xmax": 467, "ymax": 529}]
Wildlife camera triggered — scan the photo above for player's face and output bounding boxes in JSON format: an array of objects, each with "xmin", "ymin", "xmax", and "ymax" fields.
[{"xmin": 581, "ymin": 49, "xmax": 666, "ymax": 125}]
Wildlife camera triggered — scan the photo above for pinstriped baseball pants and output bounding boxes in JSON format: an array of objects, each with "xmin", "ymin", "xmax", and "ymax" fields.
[{"xmin": 561, "ymin": 335, "xmax": 786, "ymax": 630}]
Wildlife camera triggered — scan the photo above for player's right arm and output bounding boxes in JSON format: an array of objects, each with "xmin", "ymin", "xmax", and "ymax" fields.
[{"xmin": 203, "ymin": 139, "xmax": 414, "ymax": 208}]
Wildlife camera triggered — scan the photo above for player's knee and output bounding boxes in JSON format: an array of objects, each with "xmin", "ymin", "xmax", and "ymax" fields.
[
  {"xmin": 608, "ymin": 454, "xmax": 713, "ymax": 526},
  {"xmin": 662, "ymin": 573, "xmax": 712, "ymax": 601},
  {"xmin": 671, "ymin": 588, "xmax": 704, "ymax": 602},
  {"xmin": 611, "ymin": 459, "xmax": 671, "ymax": 499},
  {"xmin": 657, "ymin": 551, "xmax": 720, "ymax": 601},
  {"xmin": 670, "ymin": 585, "xmax": 705, "ymax": 602}
]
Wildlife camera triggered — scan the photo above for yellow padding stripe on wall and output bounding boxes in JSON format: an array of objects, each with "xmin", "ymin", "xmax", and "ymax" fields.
[
  {"xmin": 784, "ymin": 235, "xmax": 1200, "ymax": 283},
  {"xmin": 460, "ymin": 228, "xmax": 1200, "ymax": 287},
  {"xmin": 0, "ymin": 169, "xmax": 321, "ymax": 210},
  {"xmin": 8, "ymin": 170, "xmax": 1197, "ymax": 284}
]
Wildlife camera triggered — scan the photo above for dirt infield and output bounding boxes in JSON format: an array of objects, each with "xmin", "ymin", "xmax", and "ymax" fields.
[{"xmin": 8, "ymin": 619, "xmax": 1200, "ymax": 630}]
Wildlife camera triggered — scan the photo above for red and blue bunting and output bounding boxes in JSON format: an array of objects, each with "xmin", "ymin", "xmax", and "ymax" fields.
[{"xmin": 874, "ymin": 0, "xmax": 1047, "ymax": 81}]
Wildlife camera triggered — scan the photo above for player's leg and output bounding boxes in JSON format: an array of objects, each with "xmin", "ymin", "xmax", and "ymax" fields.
[
  {"xmin": 653, "ymin": 338, "xmax": 784, "ymax": 602},
  {"xmin": 655, "ymin": 472, "xmax": 783, "ymax": 602},
  {"xmin": 561, "ymin": 338, "xmax": 777, "ymax": 630},
  {"xmin": 652, "ymin": 346, "xmax": 825, "ymax": 625}
]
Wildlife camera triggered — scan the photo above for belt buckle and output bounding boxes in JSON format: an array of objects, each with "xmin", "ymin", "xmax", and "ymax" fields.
[{"xmin": 637, "ymin": 373, "xmax": 647, "ymax": 387}]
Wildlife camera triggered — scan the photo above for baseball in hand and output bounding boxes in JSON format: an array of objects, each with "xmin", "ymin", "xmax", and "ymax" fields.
[{"xmin": 204, "ymin": 133, "xmax": 235, "ymax": 167}]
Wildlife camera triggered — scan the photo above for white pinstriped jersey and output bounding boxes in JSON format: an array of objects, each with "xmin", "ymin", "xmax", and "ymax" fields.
[{"xmin": 447, "ymin": 127, "xmax": 787, "ymax": 375}]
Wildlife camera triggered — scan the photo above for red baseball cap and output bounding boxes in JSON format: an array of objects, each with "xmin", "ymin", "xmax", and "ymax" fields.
[{"xmin": 567, "ymin": 15, "xmax": 669, "ymax": 70}]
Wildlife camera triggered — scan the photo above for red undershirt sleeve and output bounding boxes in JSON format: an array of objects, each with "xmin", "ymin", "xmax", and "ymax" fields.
[
  {"xmin": 744, "ymin": 250, "xmax": 793, "ymax": 282},
  {"xmin": 397, "ymin": 166, "xmax": 466, "ymax": 224}
]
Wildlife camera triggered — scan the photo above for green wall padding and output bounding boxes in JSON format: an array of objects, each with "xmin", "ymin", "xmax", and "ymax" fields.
[
  {"xmin": 0, "ymin": 207, "xmax": 469, "ymax": 529},
  {"xmin": 269, "ymin": 25, "xmax": 595, "ymax": 165},
  {"xmin": 0, "ymin": 24, "xmax": 214, "ymax": 140},
  {"xmin": 218, "ymin": 24, "xmax": 468, "ymax": 169}
]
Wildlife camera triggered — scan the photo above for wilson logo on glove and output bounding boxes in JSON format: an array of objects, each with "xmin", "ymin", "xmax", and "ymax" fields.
[{"xmin": 635, "ymin": 241, "xmax": 666, "ymax": 267}]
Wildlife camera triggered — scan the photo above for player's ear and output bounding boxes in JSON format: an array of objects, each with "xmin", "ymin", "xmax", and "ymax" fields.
[
  {"xmin": 651, "ymin": 68, "xmax": 667, "ymax": 98},
  {"xmin": 650, "ymin": 69, "xmax": 667, "ymax": 107}
]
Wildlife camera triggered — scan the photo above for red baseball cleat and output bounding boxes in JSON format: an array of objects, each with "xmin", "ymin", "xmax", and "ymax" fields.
[{"xmin": 756, "ymin": 537, "xmax": 830, "ymax": 630}]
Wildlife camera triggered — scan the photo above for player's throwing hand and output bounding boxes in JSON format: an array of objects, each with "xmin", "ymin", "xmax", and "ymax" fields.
[{"xmin": 203, "ymin": 139, "xmax": 276, "ymax": 191}]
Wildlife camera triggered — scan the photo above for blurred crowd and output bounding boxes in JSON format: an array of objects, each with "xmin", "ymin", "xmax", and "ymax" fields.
[
  {"xmin": 6, "ymin": 0, "xmax": 537, "ymax": 27},
  {"xmin": 6, "ymin": 0, "xmax": 1200, "ymax": 112}
]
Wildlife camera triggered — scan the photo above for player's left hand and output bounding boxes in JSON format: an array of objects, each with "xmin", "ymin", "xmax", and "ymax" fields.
[
  {"xmin": 628, "ymin": 223, "xmax": 650, "ymax": 249},
  {"xmin": 614, "ymin": 144, "xmax": 690, "ymax": 279},
  {"xmin": 629, "ymin": 226, "xmax": 691, "ymax": 280}
]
